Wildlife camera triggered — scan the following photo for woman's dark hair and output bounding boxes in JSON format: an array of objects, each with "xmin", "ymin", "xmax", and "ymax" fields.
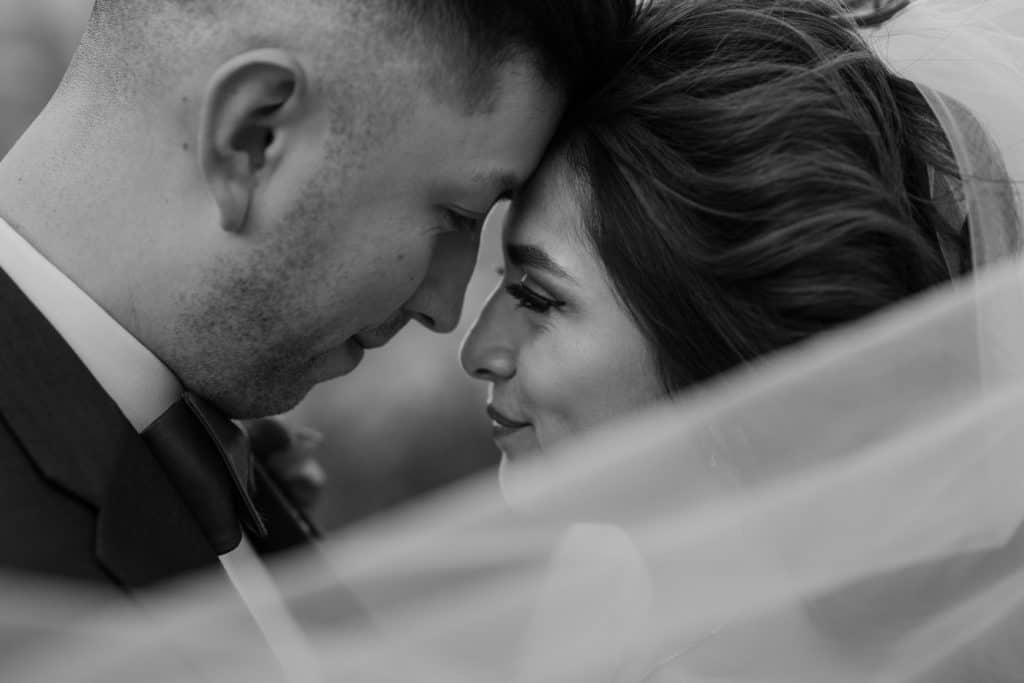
[{"xmin": 559, "ymin": 0, "xmax": 967, "ymax": 392}]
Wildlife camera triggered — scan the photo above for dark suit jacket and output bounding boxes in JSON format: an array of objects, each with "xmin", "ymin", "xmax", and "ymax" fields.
[
  {"xmin": 0, "ymin": 267, "xmax": 371, "ymax": 657},
  {"xmin": 0, "ymin": 266, "xmax": 228, "ymax": 589}
]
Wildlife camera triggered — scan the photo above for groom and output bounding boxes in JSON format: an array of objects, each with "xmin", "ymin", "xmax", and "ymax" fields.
[{"xmin": 0, "ymin": 0, "xmax": 631, "ymax": 590}]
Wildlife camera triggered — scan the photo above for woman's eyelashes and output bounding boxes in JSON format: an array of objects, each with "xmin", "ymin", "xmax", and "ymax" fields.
[{"xmin": 504, "ymin": 274, "xmax": 566, "ymax": 314}]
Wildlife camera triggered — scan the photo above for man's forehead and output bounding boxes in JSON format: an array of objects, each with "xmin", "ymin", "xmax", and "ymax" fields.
[{"xmin": 372, "ymin": 63, "xmax": 562, "ymax": 204}]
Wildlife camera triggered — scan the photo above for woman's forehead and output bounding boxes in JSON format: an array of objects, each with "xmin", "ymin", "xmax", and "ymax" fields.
[
  {"xmin": 500, "ymin": 153, "xmax": 618, "ymax": 293},
  {"xmin": 505, "ymin": 152, "xmax": 587, "ymax": 246}
]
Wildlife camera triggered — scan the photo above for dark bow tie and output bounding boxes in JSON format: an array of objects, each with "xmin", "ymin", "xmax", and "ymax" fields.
[{"xmin": 142, "ymin": 392, "xmax": 268, "ymax": 554}]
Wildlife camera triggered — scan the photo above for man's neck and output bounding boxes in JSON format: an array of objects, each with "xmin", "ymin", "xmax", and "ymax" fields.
[{"xmin": 0, "ymin": 96, "xmax": 176, "ymax": 340}]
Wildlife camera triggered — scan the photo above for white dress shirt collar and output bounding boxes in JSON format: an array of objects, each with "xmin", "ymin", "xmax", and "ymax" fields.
[{"xmin": 0, "ymin": 216, "xmax": 181, "ymax": 431}]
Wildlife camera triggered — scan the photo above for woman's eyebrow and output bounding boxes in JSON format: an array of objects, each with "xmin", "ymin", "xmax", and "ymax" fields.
[{"xmin": 505, "ymin": 243, "xmax": 576, "ymax": 283}]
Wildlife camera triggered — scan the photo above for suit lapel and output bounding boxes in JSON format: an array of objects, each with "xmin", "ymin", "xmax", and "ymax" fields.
[
  {"xmin": 96, "ymin": 443, "xmax": 221, "ymax": 587},
  {"xmin": 0, "ymin": 267, "xmax": 121, "ymax": 505},
  {"xmin": 0, "ymin": 268, "xmax": 218, "ymax": 588}
]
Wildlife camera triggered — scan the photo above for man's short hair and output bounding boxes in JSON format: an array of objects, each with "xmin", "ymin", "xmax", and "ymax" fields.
[
  {"xmin": 381, "ymin": 0, "xmax": 636, "ymax": 109},
  {"xmin": 85, "ymin": 0, "xmax": 636, "ymax": 112}
]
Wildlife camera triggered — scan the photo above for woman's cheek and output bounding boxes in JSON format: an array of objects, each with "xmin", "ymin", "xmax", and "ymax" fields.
[
  {"xmin": 521, "ymin": 333, "xmax": 613, "ymax": 448},
  {"xmin": 516, "ymin": 337, "xmax": 578, "ymax": 448}
]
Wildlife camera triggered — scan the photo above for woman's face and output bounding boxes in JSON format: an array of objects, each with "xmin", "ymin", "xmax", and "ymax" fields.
[{"xmin": 460, "ymin": 153, "xmax": 665, "ymax": 474}]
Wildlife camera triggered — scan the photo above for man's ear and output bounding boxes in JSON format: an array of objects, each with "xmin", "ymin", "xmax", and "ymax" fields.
[{"xmin": 198, "ymin": 49, "xmax": 308, "ymax": 233}]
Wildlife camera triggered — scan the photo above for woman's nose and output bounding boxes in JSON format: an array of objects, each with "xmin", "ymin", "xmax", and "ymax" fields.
[{"xmin": 460, "ymin": 285, "xmax": 517, "ymax": 382}]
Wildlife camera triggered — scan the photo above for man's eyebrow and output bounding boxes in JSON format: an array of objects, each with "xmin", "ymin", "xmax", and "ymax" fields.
[
  {"xmin": 474, "ymin": 170, "xmax": 522, "ymax": 201},
  {"xmin": 506, "ymin": 243, "xmax": 576, "ymax": 283}
]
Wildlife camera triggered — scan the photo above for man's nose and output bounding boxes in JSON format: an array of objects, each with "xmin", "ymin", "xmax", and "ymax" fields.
[
  {"xmin": 405, "ymin": 234, "xmax": 478, "ymax": 334},
  {"xmin": 460, "ymin": 284, "xmax": 516, "ymax": 382}
]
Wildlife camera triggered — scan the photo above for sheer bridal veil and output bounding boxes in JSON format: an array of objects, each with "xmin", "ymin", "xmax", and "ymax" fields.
[{"xmin": 3, "ymin": 1, "xmax": 1024, "ymax": 681}]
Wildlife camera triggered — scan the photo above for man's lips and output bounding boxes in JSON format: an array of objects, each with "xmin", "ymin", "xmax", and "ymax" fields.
[
  {"xmin": 313, "ymin": 340, "xmax": 364, "ymax": 381},
  {"xmin": 487, "ymin": 405, "xmax": 531, "ymax": 430},
  {"xmin": 353, "ymin": 334, "xmax": 388, "ymax": 350},
  {"xmin": 355, "ymin": 315, "xmax": 410, "ymax": 350}
]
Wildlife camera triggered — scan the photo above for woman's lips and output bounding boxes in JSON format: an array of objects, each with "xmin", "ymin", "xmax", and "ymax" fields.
[{"xmin": 487, "ymin": 404, "xmax": 531, "ymax": 438}]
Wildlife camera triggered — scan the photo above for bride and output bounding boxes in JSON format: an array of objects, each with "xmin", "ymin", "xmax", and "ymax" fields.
[
  {"xmin": 452, "ymin": 0, "xmax": 1024, "ymax": 680},
  {"xmin": 3, "ymin": 1, "xmax": 1024, "ymax": 681},
  {"xmin": 460, "ymin": 0, "xmax": 1007, "ymax": 470}
]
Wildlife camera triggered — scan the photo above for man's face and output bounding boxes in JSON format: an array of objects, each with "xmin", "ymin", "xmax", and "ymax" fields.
[{"xmin": 175, "ymin": 59, "xmax": 565, "ymax": 417}]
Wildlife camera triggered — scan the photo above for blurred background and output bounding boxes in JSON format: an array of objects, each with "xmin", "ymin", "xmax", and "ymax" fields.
[{"xmin": 0, "ymin": 0, "xmax": 909, "ymax": 530}]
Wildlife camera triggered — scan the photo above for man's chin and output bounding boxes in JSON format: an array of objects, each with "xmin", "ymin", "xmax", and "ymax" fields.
[
  {"xmin": 183, "ymin": 337, "xmax": 366, "ymax": 419},
  {"xmin": 218, "ymin": 394, "xmax": 302, "ymax": 421},
  {"xmin": 245, "ymin": 345, "xmax": 364, "ymax": 417},
  {"xmin": 200, "ymin": 377, "xmax": 314, "ymax": 420}
]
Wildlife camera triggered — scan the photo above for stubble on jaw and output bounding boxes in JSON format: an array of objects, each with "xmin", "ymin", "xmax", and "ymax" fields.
[
  {"xmin": 168, "ymin": 74, "xmax": 412, "ymax": 418},
  {"xmin": 167, "ymin": 196, "xmax": 333, "ymax": 418}
]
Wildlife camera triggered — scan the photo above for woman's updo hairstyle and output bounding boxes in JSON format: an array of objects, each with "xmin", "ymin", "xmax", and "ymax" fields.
[{"xmin": 558, "ymin": 0, "xmax": 966, "ymax": 392}]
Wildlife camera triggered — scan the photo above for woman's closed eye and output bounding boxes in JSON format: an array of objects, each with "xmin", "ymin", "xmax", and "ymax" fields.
[{"xmin": 505, "ymin": 274, "xmax": 566, "ymax": 314}]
